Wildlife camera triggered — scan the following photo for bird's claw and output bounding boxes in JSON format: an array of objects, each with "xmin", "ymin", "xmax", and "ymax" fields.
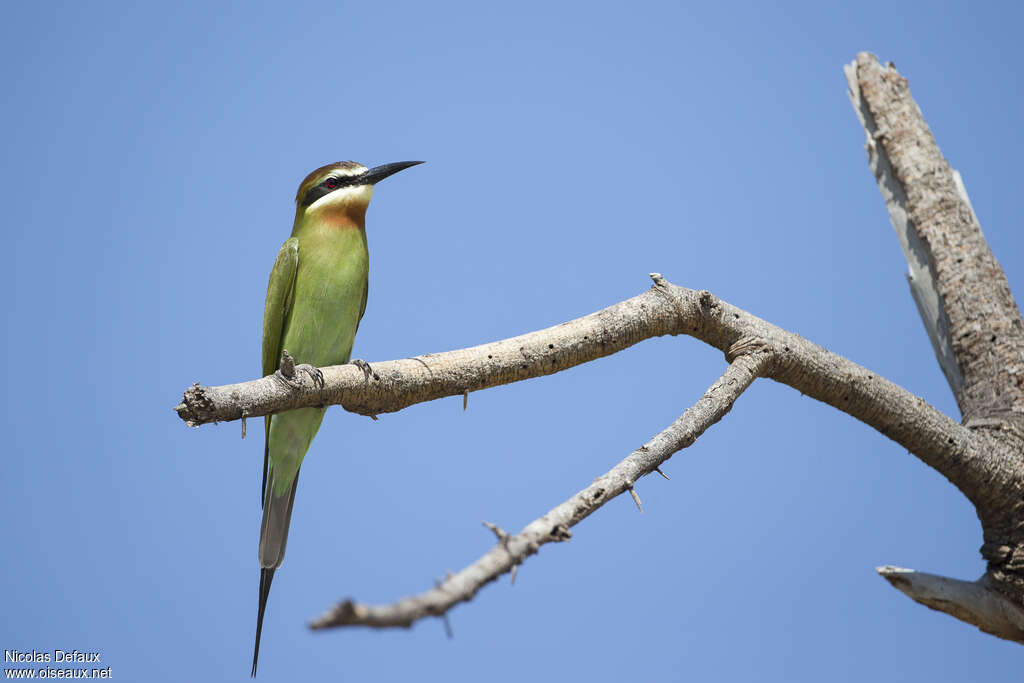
[
  {"xmin": 297, "ymin": 364, "xmax": 324, "ymax": 389},
  {"xmin": 350, "ymin": 358, "xmax": 374, "ymax": 384},
  {"xmin": 276, "ymin": 351, "xmax": 324, "ymax": 388}
]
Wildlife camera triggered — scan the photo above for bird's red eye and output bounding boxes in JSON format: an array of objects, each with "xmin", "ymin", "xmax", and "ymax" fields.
[{"xmin": 324, "ymin": 177, "xmax": 339, "ymax": 189}]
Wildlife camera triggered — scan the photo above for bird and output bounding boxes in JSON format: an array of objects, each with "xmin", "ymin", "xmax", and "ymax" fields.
[{"xmin": 252, "ymin": 159, "xmax": 423, "ymax": 676}]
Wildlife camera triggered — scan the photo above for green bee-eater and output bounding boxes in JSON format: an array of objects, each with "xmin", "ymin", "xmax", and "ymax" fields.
[{"xmin": 252, "ymin": 160, "xmax": 423, "ymax": 676}]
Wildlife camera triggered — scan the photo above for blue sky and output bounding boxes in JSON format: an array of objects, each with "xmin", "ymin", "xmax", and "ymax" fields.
[{"xmin": 3, "ymin": 1, "xmax": 1023, "ymax": 680}]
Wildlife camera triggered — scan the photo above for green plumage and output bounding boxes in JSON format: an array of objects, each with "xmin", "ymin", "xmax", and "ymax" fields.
[
  {"xmin": 250, "ymin": 159, "xmax": 420, "ymax": 677},
  {"xmin": 261, "ymin": 223, "xmax": 368, "ymax": 501},
  {"xmin": 252, "ymin": 173, "xmax": 369, "ymax": 678}
]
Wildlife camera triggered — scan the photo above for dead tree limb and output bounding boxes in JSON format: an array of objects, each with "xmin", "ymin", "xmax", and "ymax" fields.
[
  {"xmin": 845, "ymin": 53, "xmax": 1024, "ymax": 429},
  {"xmin": 176, "ymin": 274, "xmax": 976, "ymax": 499},
  {"xmin": 876, "ymin": 566, "xmax": 1024, "ymax": 642},
  {"xmin": 176, "ymin": 272, "xmax": 1022, "ymax": 640},
  {"xmin": 309, "ymin": 352, "xmax": 769, "ymax": 629},
  {"xmin": 845, "ymin": 52, "xmax": 1024, "ymax": 638},
  {"xmin": 177, "ymin": 53, "xmax": 1024, "ymax": 645}
]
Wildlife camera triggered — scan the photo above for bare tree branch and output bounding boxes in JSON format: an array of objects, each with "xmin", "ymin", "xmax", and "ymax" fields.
[
  {"xmin": 308, "ymin": 352, "xmax": 769, "ymax": 630},
  {"xmin": 176, "ymin": 275, "xmax": 984, "ymax": 507},
  {"xmin": 846, "ymin": 53, "xmax": 1024, "ymax": 634},
  {"xmin": 845, "ymin": 53, "xmax": 1024, "ymax": 429},
  {"xmin": 176, "ymin": 53, "xmax": 1024, "ymax": 646},
  {"xmin": 176, "ymin": 280, "xmax": 677, "ymax": 425},
  {"xmin": 876, "ymin": 566, "xmax": 1024, "ymax": 643},
  {"xmin": 177, "ymin": 276, "xmax": 1021, "ymax": 640},
  {"xmin": 844, "ymin": 60, "xmax": 962, "ymax": 395}
]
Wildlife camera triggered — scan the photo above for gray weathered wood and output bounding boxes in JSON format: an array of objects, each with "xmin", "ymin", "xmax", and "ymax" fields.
[
  {"xmin": 176, "ymin": 54, "xmax": 1024, "ymax": 645},
  {"xmin": 846, "ymin": 52, "xmax": 1024, "ymax": 640},
  {"xmin": 310, "ymin": 352, "xmax": 769, "ymax": 629}
]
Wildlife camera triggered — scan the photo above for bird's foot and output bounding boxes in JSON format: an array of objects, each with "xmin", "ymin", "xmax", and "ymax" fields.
[
  {"xmin": 278, "ymin": 350, "xmax": 296, "ymax": 378},
  {"xmin": 296, "ymin": 364, "xmax": 325, "ymax": 389},
  {"xmin": 350, "ymin": 358, "xmax": 375, "ymax": 384},
  {"xmin": 276, "ymin": 351, "xmax": 324, "ymax": 389}
]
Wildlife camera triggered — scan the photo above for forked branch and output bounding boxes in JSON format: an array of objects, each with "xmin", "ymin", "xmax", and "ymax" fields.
[
  {"xmin": 846, "ymin": 52, "xmax": 1024, "ymax": 636},
  {"xmin": 177, "ymin": 52, "xmax": 1024, "ymax": 646},
  {"xmin": 309, "ymin": 352, "xmax": 769, "ymax": 629},
  {"xmin": 176, "ymin": 275, "xmax": 978, "ymax": 505},
  {"xmin": 176, "ymin": 273, "xmax": 1014, "ymax": 636}
]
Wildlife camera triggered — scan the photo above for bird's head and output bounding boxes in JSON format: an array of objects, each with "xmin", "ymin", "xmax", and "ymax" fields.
[{"xmin": 294, "ymin": 160, "xmax": 423, "ymax": 227}]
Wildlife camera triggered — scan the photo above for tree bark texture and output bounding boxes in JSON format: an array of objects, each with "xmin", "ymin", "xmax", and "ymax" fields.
[
  {"xmin": 847, "ymin": 54, "xmax": 1024, "ymax": 430},
  {"xmin": 846, "ymin": 53, "xmax": 1024, "ymax": 624},
  {"xmin": 177, "ymin": 53, "xmax": 1024, "ymax": 644}
]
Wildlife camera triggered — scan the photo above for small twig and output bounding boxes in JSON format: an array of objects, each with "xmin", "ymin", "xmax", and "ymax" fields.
[
  {"xmin": 654, "ymin": 467, "xmax": 669, "ymax": 480},
  {"xmin": 441, "ymin": 614, "xmax": 453, "ymax": 639},
  {"xmin": 482, "ymin": 521, "xmax": 509, "ymax": 546},
  {"xmin": 509, "ymin": 564, "xmax": 518, "ymax": 585},
  {"xmin": 463, "ymin": 390, "xmax": 469, "ymax": 411},
  {"xmin": 241, "ymin": 410, "xmax": 247, "ymax": 439},
  {"xmin": 626, "ymin": 483, "xmax": 643, "ymax": 512},
  {"xmin": 433, "ymin": 578, "xmax": 455, "ymax": 639}
]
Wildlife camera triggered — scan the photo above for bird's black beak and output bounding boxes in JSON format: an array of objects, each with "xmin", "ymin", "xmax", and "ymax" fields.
[{"xmin": 363, "ymin": 161, "xmax": 425, "ymax": 184}]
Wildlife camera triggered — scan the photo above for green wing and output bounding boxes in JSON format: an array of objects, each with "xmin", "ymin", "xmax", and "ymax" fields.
[
  {"xmin": 262, "ymin": 237, "xmax": 300, "ymax": 378},
  {"xmin": 355, "ymin": 279, "xmax": 368, "ymax": 336},
  {"xmin": 260, "ymin": 237, "xmax": 299, "ymax": 505}
]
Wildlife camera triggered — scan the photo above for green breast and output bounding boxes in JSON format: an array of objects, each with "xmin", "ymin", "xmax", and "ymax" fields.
[
  {"xmin": 281, "ymin": 224, "xmax": 368, "ymax": 369},
  {"xmin": 267, "ymin": 224, "xmax": 369, "ymax": 492}
]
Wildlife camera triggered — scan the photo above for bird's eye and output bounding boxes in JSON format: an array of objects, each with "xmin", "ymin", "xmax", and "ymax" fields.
[{"xmin": 324, "ymin": 177, "xmax": 340, "ymax": 189}]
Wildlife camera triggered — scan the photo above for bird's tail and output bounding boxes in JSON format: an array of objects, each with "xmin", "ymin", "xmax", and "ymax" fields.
[
  {"xmin": 251, "ymin": 568, "xmax": 274, "ymax": 677},
  {"xmin": 252, "ymin": 471, "xmax": 300, "ymax": 677}
]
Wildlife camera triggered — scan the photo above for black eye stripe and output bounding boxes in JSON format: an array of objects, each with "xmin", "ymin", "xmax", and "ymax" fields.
[{"xmin": 300, "ymin": 172, "xmax": 366, "ymax": 207}]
